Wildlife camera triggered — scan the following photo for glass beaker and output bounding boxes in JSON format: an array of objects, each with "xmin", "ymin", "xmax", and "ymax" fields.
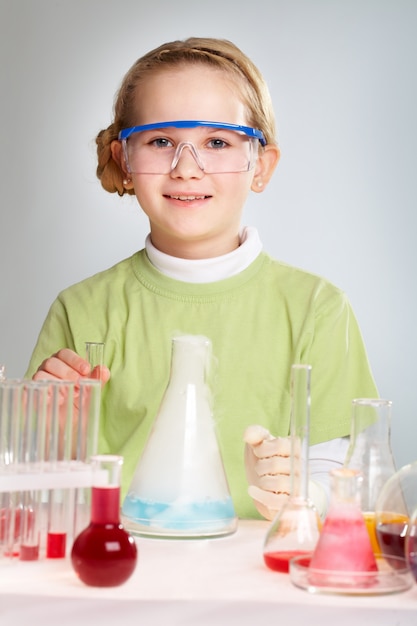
[
  {"xmin": 263, "ymin": 364, "xmax": 321, "ymax": 573},
  {"xmin": 122, "ymin": 334, "xmax": 237, "ymax": 538},
  {"xmin": 309, "ymin": 468, "xmax": 377, "ymax": 586},
  {"xmin": 71, "ymin": 454, "xmax": 137, "ymax": 587},
  {"xmin": 344, "ymin": 398, "xmax": 396, "ymax": 553},
  {"xmin": 375, "ymin": 460, "xmax": 417, "ymax": 567}
]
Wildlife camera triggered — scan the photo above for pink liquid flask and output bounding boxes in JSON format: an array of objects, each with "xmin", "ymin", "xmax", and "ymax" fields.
[
  {"xmin": 309, "ymin": 468, "xmax": 377, "ymax": 588},
  {"xmin": 71, "ymin": 455, "xmax": 138, "ymax": 587}
]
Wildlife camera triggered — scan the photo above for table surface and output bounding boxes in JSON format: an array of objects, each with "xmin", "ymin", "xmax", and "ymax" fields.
[{"xmin": 0, "ymin": 519, "xmax": 416, "ymax": 626}]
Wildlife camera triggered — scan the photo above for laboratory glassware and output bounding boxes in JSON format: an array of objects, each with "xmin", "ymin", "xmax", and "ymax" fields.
[
  {"xmin": 19, "ymin": 381, "xmax": 49, "ymax": 561},
  {"xmin": 309, "ymin": 468, "xmax": 377, "ymax": 586},
  {"xmin": 405, "ymin": 505, "xmax": 417, "ymax": 583},
  {"xmin": 344, "ymin": 398, "xmax": 396, "ymax": 553},
  {"xmin": 122, "ymin": 334, "xmax": 237, "ymax": 538},
  {"xmin": 71, "ymin": 342, "xmax": 104, "ymax": 538},
  {"xmin": 85, "ymin": 342, "xmax": 105, "ymax": 377},
  {"xmin": 263, "ymin": 364, "xmax": 321, "ymax": 573},
  {"xmin": 45, "ymin": 380, "xmax": 75, "ymax": 558},
  {"xmin": 72, "ymin": 378, "xmax": 102, "ymax": 538},
  {"xmin": 375, "ymin": 459, "xmax": 417, "ymax": 567},
  {"xmin": 71, "ymin": 454, "xmax": 138, "ymax": 587},
  {"xmin": 0, "ymin": 379, "xmax": 23, "ymax": 558}
]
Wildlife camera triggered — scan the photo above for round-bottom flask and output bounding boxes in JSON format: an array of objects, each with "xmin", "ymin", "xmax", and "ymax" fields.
[
  {"xmin": 71, "ymin": 455, "xmax": 138, "ymax": 587},
  {"xmin": 405, "ymin": 506, "xmax": 417, "ymax": 584}
]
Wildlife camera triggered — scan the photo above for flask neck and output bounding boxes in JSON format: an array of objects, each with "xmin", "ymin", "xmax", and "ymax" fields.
[
  {"xmin": 289, "ymin": 365, "xmax": 312, "ymax": 500},
  {"xmin": 91, "ymin": 486, "xmax": 121, "ymax": 525},
  {"xmin": 90, "ymin": 454, "xmax": 123, "ymax": 525},
  {"xmin": 169, "ymin": 335, "xmax": 211, "ymax": 385},
  {"xmin": 329, "ymin": 468, "xmax": 362, "ymax": 508}
]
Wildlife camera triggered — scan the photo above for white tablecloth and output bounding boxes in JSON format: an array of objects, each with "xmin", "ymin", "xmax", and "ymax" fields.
[{"xmin": 0, "ymin": 520, "xmax": 416, "ymax": 625}]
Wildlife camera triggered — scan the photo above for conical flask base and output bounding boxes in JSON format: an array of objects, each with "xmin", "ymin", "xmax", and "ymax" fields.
[{"xmin": 121, "ymin": 495, "xmax": 237, "ymax": 539}]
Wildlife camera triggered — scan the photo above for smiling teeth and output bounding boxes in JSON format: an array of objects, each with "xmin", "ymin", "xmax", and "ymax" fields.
[{"xmin": 171, "ymin": 195, "xmax": 206, "ymax": 201}]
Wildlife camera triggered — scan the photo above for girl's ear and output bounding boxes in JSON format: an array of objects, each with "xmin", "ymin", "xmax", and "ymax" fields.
[
  {"xmin": 111, "ymin": 140, "xmax": 134, "ymax": 189},
  {"xmin": 251, "ymin": 144, "xmax": 280, "ymax": 193}
]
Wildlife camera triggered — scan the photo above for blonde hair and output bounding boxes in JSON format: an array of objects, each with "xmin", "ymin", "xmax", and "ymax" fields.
[{"xmin": 96, "ymin": 37, "xmax": 277, "ymax": 195}]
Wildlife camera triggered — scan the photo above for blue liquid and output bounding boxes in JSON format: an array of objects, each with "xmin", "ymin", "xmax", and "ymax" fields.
[{"xmin": 122, "ymin": 496, "xmax": 236, "ymax": 531}]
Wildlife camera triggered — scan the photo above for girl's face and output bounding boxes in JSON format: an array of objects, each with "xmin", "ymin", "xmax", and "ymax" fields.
[{"xmin": 113, "ymin": 65, "xmax": 279, "ymax": 259}]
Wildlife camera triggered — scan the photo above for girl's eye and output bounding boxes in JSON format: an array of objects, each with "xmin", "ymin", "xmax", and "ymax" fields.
[
  {"xmin": 207, "ymin": 138, "xmax": 228, "ymax": 150},
  {"xmin": 150, "ymin": 137, "xmax": 173, "ymax": 149}
]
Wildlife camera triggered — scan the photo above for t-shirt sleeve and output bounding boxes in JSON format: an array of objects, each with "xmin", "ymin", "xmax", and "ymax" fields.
[{"xmin": 24, "ymin": 296, "xmax": 76, "ymax": 378}]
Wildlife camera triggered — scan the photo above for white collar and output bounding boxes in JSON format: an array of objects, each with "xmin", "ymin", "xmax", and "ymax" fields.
[{"xmin": 145, "ymin": 226, "xmax": 263, "ymax": 283}]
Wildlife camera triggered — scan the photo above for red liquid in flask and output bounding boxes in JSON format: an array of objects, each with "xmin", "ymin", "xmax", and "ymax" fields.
[
  {"xmin": 71, "ymin": 486, "xmax": 137, "ymax": 587},
  {"xmin": 376, "ymin": 522, "xmax": 407, "ymax": 560},
  {"xmin": 264, "ymin": 550, "xmax": 312, "ymax": 573},
  {"xmin": 407, "ymin": 534, "xmax": 417, "ymax": 583}
]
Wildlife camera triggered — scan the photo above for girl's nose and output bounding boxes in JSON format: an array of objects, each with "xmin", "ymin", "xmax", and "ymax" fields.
[{"xmin": 170, "ymin": 142, "xmax": 205, "ymax": 178}]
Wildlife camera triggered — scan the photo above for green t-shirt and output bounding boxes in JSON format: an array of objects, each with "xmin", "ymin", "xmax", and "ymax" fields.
[{"xmin": 25, "ymin": 250, "xmax": 378, "ymax": 518}]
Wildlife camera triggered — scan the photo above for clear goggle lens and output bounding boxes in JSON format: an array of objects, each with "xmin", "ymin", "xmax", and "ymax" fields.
[{"xmin": 119, "ymin": 122, "xmax": 264, "ymax": 175}]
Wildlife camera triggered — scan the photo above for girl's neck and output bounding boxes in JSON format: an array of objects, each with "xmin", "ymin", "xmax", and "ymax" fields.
[{"xmin": 145, "ymin": 226, "xmax": 262, "ymax": 283}]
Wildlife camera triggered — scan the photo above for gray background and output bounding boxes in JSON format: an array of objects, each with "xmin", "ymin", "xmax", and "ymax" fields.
[{"xmin": 1, "ymin": 0, "xmax": 416, "ymax": 468}]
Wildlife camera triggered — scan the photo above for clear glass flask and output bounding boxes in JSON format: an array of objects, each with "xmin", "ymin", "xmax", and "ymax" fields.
[
  {"xmin": 309, "ymin": 468, "xmax": 377, "ymax": 586},
  {"xmin": 344, "ymin": 398, "xmax": 396, "ymax": 553},
  {"xmin": 122, "ymin": 334, "xmax": 237, "ymax": 538},
  {"xmin": 263, "ymin": 364, "xmax": 321, "ymax": 573},
  {"xmin": 375, "ymin": 460, "xmax": 417, "ymax": 567},
  {"xmin": 71, "ymin": 454, "xmax": 137, "ymax": 587}
]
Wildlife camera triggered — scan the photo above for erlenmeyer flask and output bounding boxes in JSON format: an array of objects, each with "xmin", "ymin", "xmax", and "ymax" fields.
[
  {"xmin": 122, "ymin": 334, "xmax": 237, "ymax": 538},
  {"xmin": 344, "ymin": 398, "xmax": 396, "ymax": 553},
  {"xmin": 309, "ymin": 468, "xmax": 377, "ymax": 586},
  {"xmin": 263, "ymin": 364, "xmax": 321, "ymax": 573}
]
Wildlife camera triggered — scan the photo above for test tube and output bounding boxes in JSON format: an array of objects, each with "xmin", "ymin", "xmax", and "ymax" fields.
[
  {"xmin": 45, "ymin": 380, "xmax": 74, "ymax": 558},
  {"xmin": 19, "ymin": 381, "xmax": 49, "ymax": 561},
  {"xmin": 0, "ymin": 379, "xmax": 23, "ymax": 559},
  {"xmin": 72, "ymin": 378, "xmax": 102, "ymax": 538},
  {"xmin": 70, "ymin": 343, "xmax": 104, "ymax": 539},
  {"xmin": 85, "ymin": 342, "xmax": 104, "ymax": 378}
]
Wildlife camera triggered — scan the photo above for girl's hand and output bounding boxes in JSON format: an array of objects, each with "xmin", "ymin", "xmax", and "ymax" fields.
[
  {"xmin": 33, "ymin": 348, "xmax": 110, "ymax": 385},
  {"xmin": 244, "ymin": 425, "xmax": 293, "ymax": 520}
]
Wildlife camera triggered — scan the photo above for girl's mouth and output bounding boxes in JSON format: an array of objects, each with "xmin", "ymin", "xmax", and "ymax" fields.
[{"xmin": 166, "ymin": 195, "xmax": 210, "ymax": 201}]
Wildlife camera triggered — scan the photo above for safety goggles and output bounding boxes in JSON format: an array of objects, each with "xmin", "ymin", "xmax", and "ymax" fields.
[{"xmin": 118, "ymin": 120, "xmax": 266, "ymax": 175}]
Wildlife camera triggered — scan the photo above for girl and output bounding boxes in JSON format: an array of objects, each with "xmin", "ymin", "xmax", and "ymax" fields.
[{"xmin": 26, "ymin": 37, "xmax": 378, "ymax": 519}]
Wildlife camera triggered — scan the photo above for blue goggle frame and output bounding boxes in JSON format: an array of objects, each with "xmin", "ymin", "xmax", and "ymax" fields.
[{"xmin": 118, "ymin": 120, "xmax": 267, "ymax": 146}]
